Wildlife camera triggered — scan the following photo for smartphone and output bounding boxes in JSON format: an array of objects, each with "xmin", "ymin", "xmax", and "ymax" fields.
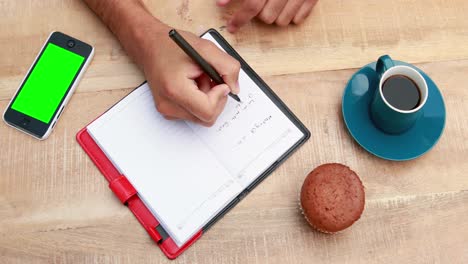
[{"xmin": 3, "ymin": 31, "xmax": 94, "ymax": 140}]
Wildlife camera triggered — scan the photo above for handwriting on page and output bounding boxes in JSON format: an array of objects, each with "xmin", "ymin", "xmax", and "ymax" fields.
[
  {"xmin": 236, "ymin": 115, "xmax": 273, "ymax": 146},
  {"xmin": 216, "ymin": 93, "xmax": 256, "ymax": 133}
]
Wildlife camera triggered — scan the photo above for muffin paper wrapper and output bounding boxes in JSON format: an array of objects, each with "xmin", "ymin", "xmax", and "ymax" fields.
[{"xmin": 298, "ymin": 197, "xmax": 336, "ymax": 234}]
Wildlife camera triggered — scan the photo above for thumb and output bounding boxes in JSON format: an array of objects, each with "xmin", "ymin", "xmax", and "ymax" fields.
[
  {"xmin": 207, "ymin": 83, "xmax": 230, "ymax": 103},
  {"xmin": 198, "ymin": 40, "xmax": 241, "ymax": 94}
]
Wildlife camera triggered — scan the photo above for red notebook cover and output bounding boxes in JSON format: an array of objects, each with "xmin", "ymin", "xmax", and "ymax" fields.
[{"xmin": 76, "ymin": 127, "xmax": 202, "ymax": 259}]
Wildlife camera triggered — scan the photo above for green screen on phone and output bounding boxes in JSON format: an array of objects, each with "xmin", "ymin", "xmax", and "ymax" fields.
[{"xmin": 11, "ymin": 43, "xmax": 84, "ymax": 123}]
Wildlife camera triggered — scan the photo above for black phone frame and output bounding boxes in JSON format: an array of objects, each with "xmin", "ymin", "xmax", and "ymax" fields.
[{"xmin": 3, "ymin": 31, "xmax": 93, "ymax": 138}]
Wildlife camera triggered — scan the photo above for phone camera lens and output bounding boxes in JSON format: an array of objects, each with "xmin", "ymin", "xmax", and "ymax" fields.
[{"xmin": 67, "ymin": 40, "xmax": 75, "ymax": 48}]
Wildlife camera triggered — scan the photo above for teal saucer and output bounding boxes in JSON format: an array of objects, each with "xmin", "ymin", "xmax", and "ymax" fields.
[{"xmin": 342, "ymin": 61, "xmax": 446, "ymax": 161}]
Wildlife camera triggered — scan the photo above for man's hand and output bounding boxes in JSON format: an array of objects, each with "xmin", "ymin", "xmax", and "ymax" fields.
[
  {"xmin": 217, "ymin": 0, "xmax": 318, "ymax": 32},
  {"xmin": 83, "ymin": 0, "xmax": 241, "ymax": 126},
  {"xmin": 143, "ymin": 26, "xmax": 240, "ymax": 125}
]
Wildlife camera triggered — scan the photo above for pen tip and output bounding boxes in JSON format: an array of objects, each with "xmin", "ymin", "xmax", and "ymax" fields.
[{"xmin": 229, "ymin": 93, "xmax": 241, "ymax": 102}]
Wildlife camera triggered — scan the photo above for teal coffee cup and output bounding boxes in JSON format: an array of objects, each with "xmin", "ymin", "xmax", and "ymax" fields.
[{"xmin": 370, "ymin": 55, "xmax": 428, "ymax": 134}]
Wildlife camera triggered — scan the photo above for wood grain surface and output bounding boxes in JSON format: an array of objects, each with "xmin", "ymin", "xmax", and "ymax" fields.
[{"xmin": 1, "ymin": 0, "xmax": 467, "ymax": 263}]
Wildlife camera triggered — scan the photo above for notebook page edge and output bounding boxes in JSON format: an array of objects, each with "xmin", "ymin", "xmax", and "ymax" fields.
[{"xmin": 192, "ymin": 33, "xmax": 306, "ymax": 188}]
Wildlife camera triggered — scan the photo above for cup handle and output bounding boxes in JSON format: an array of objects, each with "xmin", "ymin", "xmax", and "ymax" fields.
[{"xmin": 376, "ymin": 55, "xmax": 395, "ymax": 78}]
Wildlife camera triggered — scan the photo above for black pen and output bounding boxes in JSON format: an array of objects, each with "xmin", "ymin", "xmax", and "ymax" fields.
[{"xmin": 168, "ymin": 29, "xmax": 241, "ymax": 103}]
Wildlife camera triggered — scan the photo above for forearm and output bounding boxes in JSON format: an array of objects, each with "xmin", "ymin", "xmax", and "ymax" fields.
[{"xmin": 82, "ymin": 0, "xmax": 169, "ymax": 68}]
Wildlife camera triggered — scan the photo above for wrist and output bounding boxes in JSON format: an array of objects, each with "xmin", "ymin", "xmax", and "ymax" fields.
[
  {"xmin": 132, "ymin": 20, "xmax": 172, "ymax": 72},
  {"xmin": 94, "ymin": 0, "xmax": 170, "ymax": 68},
  {"xmin": 131, "ymin": 17, "xmax": 171, "ymax": 52},
  {"xmin": 84, "ymin": 0, "xmax": 174, "ymax": 71}
]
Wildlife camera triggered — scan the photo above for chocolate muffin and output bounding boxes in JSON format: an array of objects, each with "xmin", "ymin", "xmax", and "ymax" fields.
[{"xmin": 300, "ymin": 163, "xmax": 365, "ymax": 233}]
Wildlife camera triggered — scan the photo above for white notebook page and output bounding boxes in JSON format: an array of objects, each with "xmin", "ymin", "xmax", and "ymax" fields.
[
  {"xmin": 88, "ymin": 86, "xmax": 243, "ymax": 246},
  {"xmin": 192, "ymin": 33, "xmax": 305, "ymax": 187},
  {"xmin": 87, "ymin": 32, "xmax": 305, "ymax": 247}
]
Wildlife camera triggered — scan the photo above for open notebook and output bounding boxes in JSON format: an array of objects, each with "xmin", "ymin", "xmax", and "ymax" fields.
[{"xmin": 85, "ymin": 31, "xmax": 309, "ymax": 247}]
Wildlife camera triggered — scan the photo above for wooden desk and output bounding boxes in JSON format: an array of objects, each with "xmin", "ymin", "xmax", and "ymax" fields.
[{"xmin": 1, "ymin": 1, "xmax": 467, "ymax": 263}]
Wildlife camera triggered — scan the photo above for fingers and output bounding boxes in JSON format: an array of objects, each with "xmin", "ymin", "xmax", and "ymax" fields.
[
  {"xmin": 154, "ymin": 93, "xmax": 202, "ymax": 124},
  {"xmin": 155, "ymin": 82, "xmax": 227, "ymax": 126},
  {"xmin": 276, "ymin": 0, "xmax": 305, "ymax": 26},
  {"xmin": 182, "ymin": 83, "xmax": 229, "ymax": 124},
  {"xmin": 197, "ymin": 39, "xmax": 241, "ymax": 94},
  {"xmin": 293, "ymin": 0, "xmax": 318, "ymax": 24},
  {"xmin": 196, "ymin": 74, "xmax": 213, "ymax": 93},
  {"xmin": 258, "ymin": 0, "xmax": 288, "ymax": 24},
  {"xmin": 222, "ymin": 0, "xmax": 317, "ymax": 31},
  {"xmin": 152, "ymin": 33, "xmax": 239, "ymax": 126},
  {"xmin": 216, "ymin": 0, "xmax": 232, "ymax": 6},
  {"xmin": 160, "ymin": 75, "xmax": 230, "ymax": 124},
  {"xmin": 208, "ymin": 84, "xmax": 229, "ymax": 123},
  {"xmin": 227, "ymin": 0, "xmax": 267, "ymax": 32}
]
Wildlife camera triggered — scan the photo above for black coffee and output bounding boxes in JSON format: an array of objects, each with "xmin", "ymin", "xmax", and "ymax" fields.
[{"xmin": 382, "ymin": 75, "xmax": 421, "ymax": 111}]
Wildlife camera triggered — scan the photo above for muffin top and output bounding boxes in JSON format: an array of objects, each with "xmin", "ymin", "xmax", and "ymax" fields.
[{"xmin": 300, "ymin": 163, "xmax": 365, "ymax": 233}]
